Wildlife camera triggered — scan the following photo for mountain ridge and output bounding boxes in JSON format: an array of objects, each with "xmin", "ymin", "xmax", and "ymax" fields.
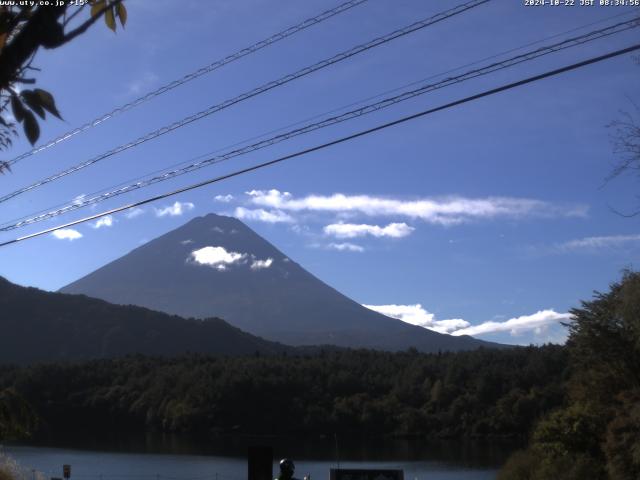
[
  {"xmin": 0, "ymin": 275, "xmax": 289, "ymax": 364},
  {"xmin": 60, "ymin": 213, "xmax": 502, "ymax": 352}
]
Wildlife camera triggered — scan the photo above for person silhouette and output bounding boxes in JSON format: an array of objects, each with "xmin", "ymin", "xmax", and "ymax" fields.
[{"xmin": 276, "ymin": 458, "xmax": 299, "ymax": 480}]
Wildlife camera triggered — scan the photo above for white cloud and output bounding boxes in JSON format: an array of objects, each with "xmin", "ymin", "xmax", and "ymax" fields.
[
  {"xmin": 364, "ymin": 304, "xmax": 572, "ymax": 339},
  {"xmin": 92, "ymin": 215, "xmax": 114, "ymax": 229},
  {"xmin": 180, "ymin": 239, "xmax": 194, "ymax": 245},
  {"xmin": 327, "ymin": 242, "xmax": 365, "ymax": 252},
  {"xmin": 234, "ymin": 207, "xmax": 294, "ymax": 223},
  {"xmin": 125, "ymin": 208, "xmax": 145, "ymax": 219},
  {"xmin": 324, "ymin": 222, "xmax": 414, "ymax": 239},
  {"xmin": 364, "ymin": 304, "xmax": 470, "ymax": 334},
  {"xmin": 155, "ymin": 201, "xmax": 195, "ymax": 217},
  {"xmin": 190, "ymin": 246, "xmax": 246, "ymax": 271},
  {"xmin": 251, "ymin": 257, "xmax": 274, "ymax": 270},
  {"xmin": 451, "ymin": 309, "xmax": 572, "ymax": 337},
  {"xmin": 189, "ymin": 246, "xmax": 273, "ymax": 272},
  {"xmin": 51, "ymin": 228, "xmax": 83, "ymax": 241},
  {"xmin": 558, "ymin": 234, "xmax": 640, "ymax": 251},
  {"xmin": 214, "ymin": 194, "xmax": 234, "ymax": 203},
  {"xmin": 246, "ymin": 190, "xmax": 586, "ymax": 225},
  {"xmin": 433, "ymin": 318, "xmax": 475, "ymax": 334}
]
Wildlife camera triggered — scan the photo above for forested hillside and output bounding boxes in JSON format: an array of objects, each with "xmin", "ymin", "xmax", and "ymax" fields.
[
  {"xmin": 0, "ymin": 345, "xmax": 567, "ymax": 440},
  {"xmin": 0, "ymin": 276, "xmax": 288, "ymax": 364},
  {"xmin": 499, "ymin": 271, "xmax": 640, "ymax": 480}
]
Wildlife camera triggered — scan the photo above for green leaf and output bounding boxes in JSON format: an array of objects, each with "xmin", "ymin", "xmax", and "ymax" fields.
[
  {"xmin": 34, "ymin": 89, "xmax": 62, "ymax": 120},
  {"xmin": 105, "ymin": 6, "xmax": 116, "ymax": 32},
  {"xmin": 10, "ymin": 95, "xmax": 25, "ymax": 123},
  {"xmin": 21, "ymin": 90, "xmax": 46, "ymax": 120},
  {"xmin": 22, "ymin": 110, "xmax": 39, "ymax": 145},
  {"xmin": 117, "ymin": 2, "xmax": 127, "ymax": 27},
  {"xmin": 91, "ymin": 0, "xmax": 106, "ymax": 18}
]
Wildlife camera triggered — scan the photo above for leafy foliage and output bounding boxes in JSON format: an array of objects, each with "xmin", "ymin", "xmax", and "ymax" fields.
[
  {"xmin": 500, "ymin": 271, "xmax": 640, "ymax": 479},
  {"xmin": 0, "ymin": 0, "xmax": 127, "ymax": 166},
  {"xmin": 0, "ymin": 388, "xmax": 37, "ymax": 440},
  {"xmin": 0, "ymin": 454, "xmax": 45, "ymax": 480},
  {"xmin": 0, "ymin": 345, "xmax": 568, "ymax": 440}
]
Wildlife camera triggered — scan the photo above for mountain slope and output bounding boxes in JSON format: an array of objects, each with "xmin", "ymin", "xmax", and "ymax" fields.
[
  {"xmin": 0, "ymin": 276, "xmax": 287, "ymax": 364},
  {"xmin": 61, "ymin": 214, "xmax": 500, "ymax": 352}
]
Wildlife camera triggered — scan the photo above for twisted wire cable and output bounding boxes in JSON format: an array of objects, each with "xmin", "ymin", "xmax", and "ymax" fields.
[
  {"xmin": 0, "ymin": 0, "xmax": 490, "ymax": 205},
  {"xmin": 14, "ymin": 5, "xmax": 630, "ymax": 227},
  {"xmin": 2, "ymin": 16, "xmax": 636, "ymax": 232},
  {"xmin": 2, "ymin": 42, "xmax": 639, "ymax": 248},
  {"xmin": 5, "ymin": 0, "xmax": 369, "ymax": 168}
]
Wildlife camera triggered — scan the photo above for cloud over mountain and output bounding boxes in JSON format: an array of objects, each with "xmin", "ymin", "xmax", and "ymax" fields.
[
  {"xmin": 364, "ymin": 304, "xmax": 469, "ymax": 334},
  {"xmin": 250, "ymin": 258, "xmax": 274, "ymax": 270},
  {"xmin": 189, "ymin": 245, "xmax": 275, "ymax": 272},
  {"xmin": 190, "ymin": 246, "xmax": 246, "ymax": 271}
]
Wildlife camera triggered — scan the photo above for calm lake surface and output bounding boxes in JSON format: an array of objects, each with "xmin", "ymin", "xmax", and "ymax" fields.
[{"xmin": 3, "ymin": 435, "xmax": 515, "ymax": 480}]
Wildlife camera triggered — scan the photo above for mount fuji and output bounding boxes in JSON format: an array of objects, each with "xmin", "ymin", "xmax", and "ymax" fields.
[{"xmin": 61, "ymin": 214, "xmax": 499, "ymax": 352}]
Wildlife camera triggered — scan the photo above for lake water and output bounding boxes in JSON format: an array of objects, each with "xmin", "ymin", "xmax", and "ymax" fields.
[{"xmin": 3, "ymin": 435, "xmax": 514, "ymax": 480}]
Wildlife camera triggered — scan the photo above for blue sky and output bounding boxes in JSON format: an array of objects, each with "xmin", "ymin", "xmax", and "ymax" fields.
[{"xmin": 0, "ymin": 0, "xmax": 639, "ymax": 345}]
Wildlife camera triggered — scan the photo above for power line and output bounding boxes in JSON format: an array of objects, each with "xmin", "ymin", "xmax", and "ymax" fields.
[
  {"xmin": 1, "ymin": 42, "xmax": 638, "ymax": 249},
  {"xmin": 5, "ymin": 0, "xmax": 369, "ymax": 168},
  {"xmin": 4, "ymin": 9, "xmax": 632, "ymax": 231},
  {"xmin": 13, "ymin": 6, "xmax": 632, "ymax": 227},
  {"xmin": 4, "ymin": 17, "xmax": 637, "ymax": 229},
  {"xmin": 0, "ymin": 0, "xmax": 489, "ymax": 205},
  {"xmin": 4, "ymin": 16, "xmax": 638, "ymax": 230}
]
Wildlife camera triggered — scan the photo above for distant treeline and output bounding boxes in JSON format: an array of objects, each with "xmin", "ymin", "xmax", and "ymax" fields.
[{"xmin": 0, "ymin": 344, "xmax": 567, "ymax": 440}]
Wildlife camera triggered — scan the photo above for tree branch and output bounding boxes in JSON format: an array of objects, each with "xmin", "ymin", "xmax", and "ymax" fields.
[
  {"xmin": 59, "ymin": 0, "xmax": 123, "ymax": 46},
  {"xmin": 0, "ymin": 6, "xmax": 66, "ymax": 90},
  {"xmin": 62, "ymin": 4, "xmax": 85, "ymax": 27}
]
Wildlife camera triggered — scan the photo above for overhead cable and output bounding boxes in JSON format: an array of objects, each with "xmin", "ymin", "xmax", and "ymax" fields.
[
  {"xmin": 0, "ymin": 0, "xmax": 489, "ymax": 205},
  {"xmin": 1, "ymin": 42, "xmax": 638, "ymax": 248},
  {"xmin": 5, "ymin": 0, "xmax": 370, "ymax": 167},
  {"xmin": 4, "ymin": 16, "xmax": 638, "ymax": 230},
  {"xmin": 28, "ymin": 6, "xmax": 634, "ymax": 218},
  {"xmin": 6, "ymin": 7, "xmax": 633, "ymax": 230}
]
